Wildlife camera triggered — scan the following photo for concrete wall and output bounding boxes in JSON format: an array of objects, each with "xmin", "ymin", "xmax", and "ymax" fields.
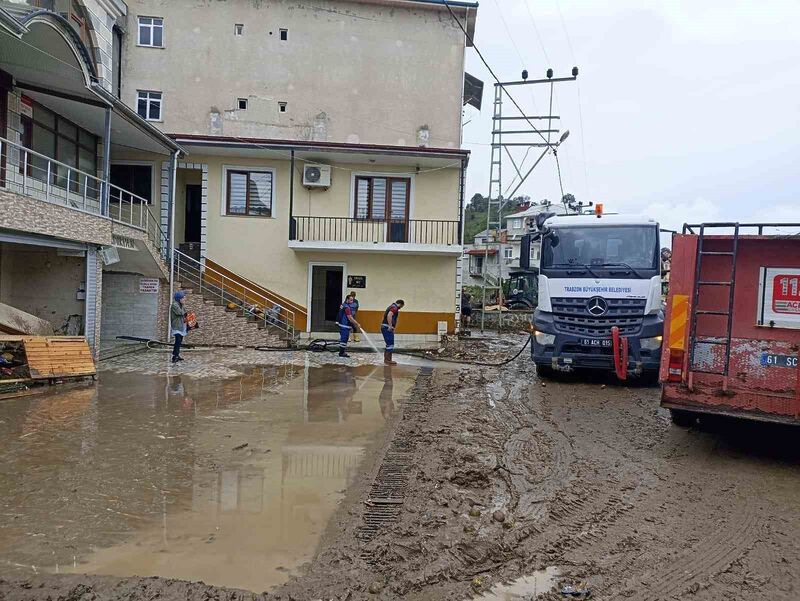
[
  {"xmin": 100, "ymin": 272, "xmax": 160, "ymax": 341},
  {"xmin": 121, "ymin": 0, "xmax": 468, "ymax": 146},
  {"xmin": 0, "ymin": 243, "xmax": 86, "ymax": 333}
]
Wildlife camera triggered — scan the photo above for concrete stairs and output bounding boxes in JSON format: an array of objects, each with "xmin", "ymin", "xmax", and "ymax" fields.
[{"xmin": 175, "ymin": 282, "xmax": 287, "ymax": 348}]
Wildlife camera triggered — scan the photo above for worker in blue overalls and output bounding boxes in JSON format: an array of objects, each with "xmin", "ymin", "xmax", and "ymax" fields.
[
  {"xmin": 337, "ymin": 293, "xmax": 362, "ymax": 358},
  {"xmin": 381, "ymin": 299, "xmax": 405, "ymax": 365}
]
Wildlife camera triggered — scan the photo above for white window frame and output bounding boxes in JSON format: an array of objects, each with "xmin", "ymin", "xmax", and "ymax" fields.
[
  {"xmin": 237, "ymin": 98, "xmax": 248, "ymax": 110},
  {"xmin": 503, "ymin": 246, "xmax": 513, "ymax": 259},
  {"xmin": 137, "ymin": 16, "xmax": 164, "ymax": 48},
  {"xmin": 512, "ymin": 219, "xmax": 522, "ymax": 229},
  {"xmin": 137, "ymin": 90, "xmax": 163, "ymax": 121},
  {"xmin": 221, "ymin": 165, "xmax": 277, "ymax": 218},
  {"xmin": 234, "ymin": 23, "xmax": 244, "ymax": 36}
]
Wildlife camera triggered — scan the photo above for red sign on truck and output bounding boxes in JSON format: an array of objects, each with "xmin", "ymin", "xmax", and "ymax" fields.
[{"xmin": 772, "ymin": 274, "xmax": 800, "ymax": 314}]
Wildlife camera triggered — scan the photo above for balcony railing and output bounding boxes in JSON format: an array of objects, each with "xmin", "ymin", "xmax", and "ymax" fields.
[
  {"xmin": 0, "ymin": 137, "xmax": 167, "ymax": 256},
  {"xmin": 292, "ymin": 216, "xmax": 459, "ymax": 246}
]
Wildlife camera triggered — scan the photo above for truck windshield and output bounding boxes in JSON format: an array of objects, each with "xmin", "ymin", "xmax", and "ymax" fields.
[{"xmin": 541, "ymin": 225, "xmax": 658, "ymax": 270}]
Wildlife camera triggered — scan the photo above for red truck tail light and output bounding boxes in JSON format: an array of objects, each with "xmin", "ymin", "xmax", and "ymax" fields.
[{"xmin": 668, "ymin": 349, "xmax": 684, "ymax": 383}]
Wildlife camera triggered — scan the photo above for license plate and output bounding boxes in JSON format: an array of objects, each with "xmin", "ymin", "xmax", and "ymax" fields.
[
  {"xmin": 761, "ymin": 353, "xmax": 798, "ymax": 368},
  {"xmin": 581, "ymin": 338, "xmax": 612, "ymax": 348}
]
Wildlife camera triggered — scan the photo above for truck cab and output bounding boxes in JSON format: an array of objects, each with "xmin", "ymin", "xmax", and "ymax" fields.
[
  {"xmin": 506, "ymin": 268, "xmax": 539, "ymax": 310},
  {"xmin": 531, "ymin": 214, "xmax": 664, "ymax": 378}
]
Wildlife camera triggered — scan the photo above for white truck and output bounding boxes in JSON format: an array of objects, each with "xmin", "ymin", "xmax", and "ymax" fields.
[{"xmin": 530, "ymin": 212, "xmax": 664, "ymax": 380}]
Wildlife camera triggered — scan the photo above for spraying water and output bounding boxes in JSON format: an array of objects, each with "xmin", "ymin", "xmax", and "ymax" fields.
[{"xmin": 359, "ymin": 331, "xmax": 380, "ymax": 354}]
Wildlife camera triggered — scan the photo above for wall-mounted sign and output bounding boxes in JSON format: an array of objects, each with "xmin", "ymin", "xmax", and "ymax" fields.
[
  {"xmin": 757, "ymin": 267, "xmax": 800, "ymax": 329},
  {"xmin": 347, "ymin": 275, "xmax": 366, "ymax": 289},
  {"xmin": 20, "ymin": 95, "xmax": 33, "ymax": 118},
  {"xmin": 139, "ymin": 278, "xmax": 160, "ymax": 294}
]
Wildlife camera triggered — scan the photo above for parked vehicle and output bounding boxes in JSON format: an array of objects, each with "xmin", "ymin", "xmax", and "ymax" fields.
[
  {"xmin": 661, "ymin": 222, "xmax": 800, "ymax": 425},
  {"xmin": 529, "ymin": 210, "xmax": 664, "ymax": 379},
  {"xmin": 506, "ymin": 269, "xmax": 539, "ymax": 310}
]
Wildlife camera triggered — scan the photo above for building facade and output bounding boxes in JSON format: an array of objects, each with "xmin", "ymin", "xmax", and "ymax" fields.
[
  {"xmin": 0, "ymin": 0, "xmax": 478, "ymax": 351},
  {"xmin": 0, "ymin": 1, "xmax": 179, "ymax": 354},
  {"xmin": 116, "ymin": 0, "xmax": 478, "ymax": 340}
]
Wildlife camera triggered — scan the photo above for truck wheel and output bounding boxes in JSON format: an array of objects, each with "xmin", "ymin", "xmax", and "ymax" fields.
[
  {"xmin": 535, "ymin": 364, "xmax": 556, "ymax": 380},
  {"xmin": 669, "ymin": 409, "xmax": 696, "ymax": 427}
]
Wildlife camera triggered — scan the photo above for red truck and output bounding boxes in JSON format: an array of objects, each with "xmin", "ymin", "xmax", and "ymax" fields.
[{"xmin": 661, "ymin": 222, "xmax": 800, "ymax": 426}]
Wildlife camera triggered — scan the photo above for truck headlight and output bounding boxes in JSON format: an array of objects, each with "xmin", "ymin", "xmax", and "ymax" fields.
[
  {"xmin": 640, "ymin": 336, "xmax": 663, "ymax": 351},
  {"xmin": 534, "ymin": 331, "xmax": 556, "ymax": 345}
]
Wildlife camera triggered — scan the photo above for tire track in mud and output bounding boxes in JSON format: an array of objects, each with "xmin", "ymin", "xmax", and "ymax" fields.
[
  {"xmin": 614, "ymin": 501, "xmax": 766, "ymax": 600},
  {"xmin": 490, "ymin": 365, "xmax": 574, "ymax": 521}
]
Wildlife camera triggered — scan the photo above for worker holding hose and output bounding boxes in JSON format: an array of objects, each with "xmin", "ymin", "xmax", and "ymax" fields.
[
  {"xmin": 381, "ymin": 299, "xmax": 405, "ymax": 365},
  {"xmin": 337, "ymin": 294, "xmax": 362, "ymax": 358}
]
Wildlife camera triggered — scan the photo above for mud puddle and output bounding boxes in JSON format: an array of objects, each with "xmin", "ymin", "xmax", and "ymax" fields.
[
  {"xmin": 471, "ymin": 567, "xmax": 561, "ymax": 600},
  {"xmin": 0, "ymin": 360, "xmax": 416, "ymax": 592}
]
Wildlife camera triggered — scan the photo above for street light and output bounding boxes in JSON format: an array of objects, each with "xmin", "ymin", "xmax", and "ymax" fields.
[{"xmin": 558, "ymin": 130, "xmax": 570, "ymax": 145}]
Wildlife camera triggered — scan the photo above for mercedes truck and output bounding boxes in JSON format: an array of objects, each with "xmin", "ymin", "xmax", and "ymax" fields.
[{"xmin": 529, "ymin": 211, "xmax": 664, "ymax": 380}]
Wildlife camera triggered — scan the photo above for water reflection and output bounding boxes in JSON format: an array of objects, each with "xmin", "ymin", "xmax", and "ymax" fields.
[{"xmin": 0, "ymin": 361, "xmax": 416, "ymax": 592}]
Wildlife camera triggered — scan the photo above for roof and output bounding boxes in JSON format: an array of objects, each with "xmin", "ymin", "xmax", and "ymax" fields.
[
  {"xmin": 505, "ymin": 204, "xmax": 568, "ymax": 220},
  {"xmin": 545, "ymin": 214, "xmax": 659, "ymax": 228},
  {"xmin": 171, "ymin": 134, "xmax": 469, "ymax": 160}
]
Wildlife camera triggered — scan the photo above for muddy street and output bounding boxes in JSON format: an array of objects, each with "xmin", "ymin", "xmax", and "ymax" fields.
[{"xmin": 0, "ymin": 343, "xmax": 798, "ymax": 600}]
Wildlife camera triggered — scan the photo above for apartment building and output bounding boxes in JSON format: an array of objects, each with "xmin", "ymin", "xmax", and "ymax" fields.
[
  {"xmin": 0, "ymin": 0, "xmax": 180, "ymax": 353},
  {"xmin": 0, "ymin": 0, "xmax": 478, "ymax": 352},
  {"xmin": 114, "ymin": 0, "xmax": 478, "ymax": 340}
]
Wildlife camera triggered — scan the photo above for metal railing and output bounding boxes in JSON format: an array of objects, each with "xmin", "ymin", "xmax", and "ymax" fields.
[
  {"xmin": 0, "ymin": 136, "xmax": 167, "ymax": 256},
  {"xmin": 173, "ymin": 250, "xmax": 296, "ymax": 338},
  {"xmin": 292, "ymin": 216, "xmax": 459, "ymax": 246}
]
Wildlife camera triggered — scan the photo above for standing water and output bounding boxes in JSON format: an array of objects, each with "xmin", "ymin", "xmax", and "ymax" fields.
[{"xmin": 0, "ymin": 363, "xmax": 418, "ymax": 592}]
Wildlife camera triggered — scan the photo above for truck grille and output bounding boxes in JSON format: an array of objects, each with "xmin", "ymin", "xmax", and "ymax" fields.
[{"xmin": 551, "ymin": 297, "xmax": 647, "ymax": 337}]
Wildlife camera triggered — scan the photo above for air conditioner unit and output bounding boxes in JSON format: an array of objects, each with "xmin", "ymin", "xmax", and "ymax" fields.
[
  {"xmin": 98, "ymin": 245, "xmax": 120, "ymax": 266},
  {"xmin": 302, "ymin": 164, "xmax": 331, "ymax": 188}
]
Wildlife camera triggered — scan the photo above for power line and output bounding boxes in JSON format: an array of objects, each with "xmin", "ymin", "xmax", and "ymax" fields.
[
  {"xmin": 523, "ymin": 0, "xmax": 552, "ymax": 65},
  {"xmin": 441, "ymin": 0, "xmax": 551, "ymax": 147}
]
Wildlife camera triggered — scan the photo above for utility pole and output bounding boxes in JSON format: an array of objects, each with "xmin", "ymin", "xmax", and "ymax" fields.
[{"xmin": 479, "ymin": 68, "xmax": 579, "ymax": 333}]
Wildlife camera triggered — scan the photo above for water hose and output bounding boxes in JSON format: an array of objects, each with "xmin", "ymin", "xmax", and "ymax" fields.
[{"xmin": 117, "ymin": 335, "xmax": 532, "ymax": 367}]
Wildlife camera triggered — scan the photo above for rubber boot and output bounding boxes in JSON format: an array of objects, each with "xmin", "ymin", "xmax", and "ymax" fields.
[{"xmin": 384, "ymin": 352, "xmax": 397, "ymax": 366}]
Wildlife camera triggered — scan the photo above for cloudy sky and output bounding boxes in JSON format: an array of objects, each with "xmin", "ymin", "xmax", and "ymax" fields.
[{"xmin": 460, "ymin": 0, "xmax": 800, "ymax": 232}]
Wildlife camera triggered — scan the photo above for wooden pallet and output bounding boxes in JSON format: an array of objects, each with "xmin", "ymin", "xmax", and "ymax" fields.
[{"xmin": 1, "ymin": 336, "xmax": 96, "ymax": 380}]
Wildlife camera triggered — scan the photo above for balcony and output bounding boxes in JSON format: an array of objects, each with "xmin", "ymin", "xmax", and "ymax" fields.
[
  {"xmin": 1, "ymin": 136, "xmax": 167, "ymax": 262},
  {"xmin": 288, "ymin": 216, "xmax": 461, "ymax": 256}
]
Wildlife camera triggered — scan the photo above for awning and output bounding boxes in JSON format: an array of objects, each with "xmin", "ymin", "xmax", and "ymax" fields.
[
  {"xmin": 467, "ymin": 248, "xmax": 498, "ymax": 256},
  {"xmin": 0, "ymin": 10, "xmax": 181, "ymax": 156}
]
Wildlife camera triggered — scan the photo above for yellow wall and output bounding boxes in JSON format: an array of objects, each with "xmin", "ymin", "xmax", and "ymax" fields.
[{"xmin": 110, "ymin": 150, "xmax": 462, "ymax": 333}]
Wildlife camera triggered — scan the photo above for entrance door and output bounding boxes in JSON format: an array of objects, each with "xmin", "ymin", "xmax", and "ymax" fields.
[
  {"xmin": 185, "ymin": 184, "xmax": 202, "ymax": 243},
  {"xmin": 310, "ymin": 265, "xmax": 343, "ymax": 332}
]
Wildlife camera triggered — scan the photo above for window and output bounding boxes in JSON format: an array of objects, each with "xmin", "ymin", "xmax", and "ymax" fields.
[
  {"xmin": 354, "ymin": 176, "xmax": 410, "ymax": 221},
  {"xmin": 504, "ymin": 247, "xmax": 513, "ymax": 259},
  {"xmin": 278, "ymin": 101, "xmax": 287, "ymax": 113},
  {"xmin": 138, "ymin": 16, "xmax": 164, "ymax": 47},
  {"xmin": 225, "ymin": 169, "xmax": 273, "ymax": 217},
  {"xmin": 512, "ymin": 219, "xmax": 522, "ymax": 229},
  {"xmin": 22, "ymin": 102, "xmax": 98, "ymax": 193},
  {"xmin": 110, "ymin": 164, "xmax": 153, "ymax": 203},
  {"xmin": 234, "ymin": 23, "xmax": 244, "ymax": 35},
  {"xmin": 279, "ymin": 28, "xmax": 288, "ymax": 41},
  {"xmin": 137, "ymin": 91, "xmax": 162, "ymax": 121},
  {"xmin": 237, "ymin": 98, "xmax": 248, "ymax": 110}
]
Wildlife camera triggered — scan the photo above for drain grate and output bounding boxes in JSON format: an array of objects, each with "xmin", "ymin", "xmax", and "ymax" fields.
[{"xmin": 358, "ymin": 367, "xmax": 434, "ymax": 544}]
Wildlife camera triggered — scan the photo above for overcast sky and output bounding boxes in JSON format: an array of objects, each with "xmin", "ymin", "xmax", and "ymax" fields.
[{"xmin": 460, "ymin": 0, "xmax": 800, "ymax": 232}]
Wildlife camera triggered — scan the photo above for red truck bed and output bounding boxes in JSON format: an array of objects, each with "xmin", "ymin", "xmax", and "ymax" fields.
[{"xmin": 660, "ymin": 225, "xmax": 800, "ymax": 425}]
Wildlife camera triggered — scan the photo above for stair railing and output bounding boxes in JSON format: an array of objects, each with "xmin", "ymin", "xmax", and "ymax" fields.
[{"xmin": 173, "ymin": 250, "xmax": 296, "ymax": 338}]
